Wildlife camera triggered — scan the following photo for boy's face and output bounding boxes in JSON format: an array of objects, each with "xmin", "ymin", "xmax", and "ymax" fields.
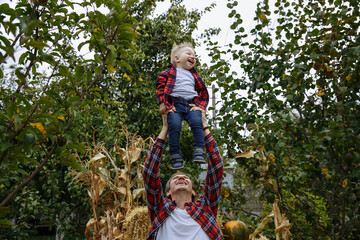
[{"xmin": 174, "ymin": 47, "xmax": 196, "ymax": 70}]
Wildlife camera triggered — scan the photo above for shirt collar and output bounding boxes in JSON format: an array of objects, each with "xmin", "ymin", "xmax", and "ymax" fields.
[{"xmin": 167, "ymin": 64, "xmax": 196, "ymax": 73}]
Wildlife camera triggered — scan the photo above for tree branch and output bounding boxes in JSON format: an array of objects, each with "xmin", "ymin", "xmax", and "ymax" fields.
[{"xmin": 0, "ymin": 138, "xmax": 61, "ymax": 207}]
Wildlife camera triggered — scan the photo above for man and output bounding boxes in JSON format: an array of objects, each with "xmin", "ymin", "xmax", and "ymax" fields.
[{"xmin": 143, "ymin": 105, "xmax": 224, "ymax": 240}]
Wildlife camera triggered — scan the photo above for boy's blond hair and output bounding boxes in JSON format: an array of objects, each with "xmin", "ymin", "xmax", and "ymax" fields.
[{"xmin": 171, "ymin": 42, "xmax": 195, "ymax": 65}]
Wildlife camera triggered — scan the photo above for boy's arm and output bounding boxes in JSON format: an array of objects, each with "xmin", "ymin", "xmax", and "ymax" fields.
[
  {"xmin": 155, "ymin": 72, "xmax": 168, "ymax": 104},
  {"xmin": 156, "ymin": 71, "xmax": 174, "ymax": 114},
  {"xmin": 192, "ymin": 71, "xmax": 209, "ymax": 110}
]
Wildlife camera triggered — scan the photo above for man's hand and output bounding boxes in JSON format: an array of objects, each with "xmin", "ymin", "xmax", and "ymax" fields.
[
  {"xmin": 159, "ymin": 102, "xmax": 166, "ymax": 115},
  {"xmin": 158, "ymin": 106, "xmax": 175, "ymax": 140},
  {"xmin": 161, "ymin": 110, "xmax": 169, "ymax": 128}
]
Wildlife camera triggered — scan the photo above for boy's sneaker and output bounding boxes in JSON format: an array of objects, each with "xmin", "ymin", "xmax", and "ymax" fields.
[
  {"xmin": 171, "ymin": 154, "xmax": 184, "ymax": 170},
  {"xmin": 193, "ymin": 148, "xmax": 206, "ymax": 164}
]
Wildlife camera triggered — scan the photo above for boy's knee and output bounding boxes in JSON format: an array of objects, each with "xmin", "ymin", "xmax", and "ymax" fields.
[
  {"xmin": 189, "ymin": 118, "xmax": 202, "ymax": 127},
  {"xmin": 168, "ymin": 117, "xmax": 182, "ymax": 130}
]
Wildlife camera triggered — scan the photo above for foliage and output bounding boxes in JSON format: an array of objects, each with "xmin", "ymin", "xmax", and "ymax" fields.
[
  {"xmin": 0, "ymin": 0, "xmax": 138, "ymax": 237},
  {"xmin": 9, "ymin": 165, "xmax": 88, "ymax": 239},
  {"xmin": 212, "ymin": 0, "xmax": 360, "ymax": 239}
]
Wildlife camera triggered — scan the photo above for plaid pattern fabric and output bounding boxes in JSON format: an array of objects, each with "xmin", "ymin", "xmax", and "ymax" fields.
[
  {"xmin": 143, "ymin": 134, "xmax": 224, "ymax": 240},
  {"xmin": 156, "ymin": 64, "xmax": 209, "ymax": 110}
]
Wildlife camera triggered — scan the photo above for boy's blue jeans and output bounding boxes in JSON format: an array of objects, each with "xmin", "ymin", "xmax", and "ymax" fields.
[{"xmin": 167, "ymin": 97, "xmax": 205, "ymax": 156}]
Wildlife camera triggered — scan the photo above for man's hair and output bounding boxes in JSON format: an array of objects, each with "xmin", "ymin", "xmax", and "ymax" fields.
[
  {"xmin": 170, "ymin": 42, "xmax": 195, "ymax": 65},
  {"xmin": 165, "ymin": 172, "xmax": 196, "ymax": 202}
]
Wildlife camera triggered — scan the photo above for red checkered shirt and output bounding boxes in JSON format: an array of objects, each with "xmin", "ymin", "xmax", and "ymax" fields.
[
  {"xmin": 143, "ymin": 133, "xmax": 224, "ymax": 240},
  {"xmin": 156, "ymin": 64, "xmax": 209, "ymax": 110}
]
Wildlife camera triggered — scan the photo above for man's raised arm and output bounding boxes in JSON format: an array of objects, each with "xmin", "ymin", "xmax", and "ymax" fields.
[
  {"xmin": 142, "ymin": 112, "xmax": 171, "ymax": 222},
  {"xmin": 190, "ymin": 104, "xmax": 223, "ymax": 216}
]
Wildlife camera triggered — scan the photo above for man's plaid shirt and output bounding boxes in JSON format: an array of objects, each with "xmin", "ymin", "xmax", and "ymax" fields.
[
  {"xmin": 155, "ymin": 64, "xmax": 209, "ymax": 110},
  {"xmin": 143, "ymin": 133, "xmax": 224, "ymax": 240}
]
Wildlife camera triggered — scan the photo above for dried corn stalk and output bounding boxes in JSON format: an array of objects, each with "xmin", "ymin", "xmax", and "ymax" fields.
[
  {"xmin": 249, "ymin": 201, "xmax": 292, "ymax": 240},
  {"xmin": 71, "ymin": 129, "xmax": 148, "ymax": 240},
  {"xmin": 249, "ymin": 212, "xmax": 274, "ymax": 240},
  {"xmin": 253, "ymin": 234, "xmax": 270, "ymax": 240},
  {"xmin": 273, "ymin": 202, "xmax": 292, "ymax": 240}
]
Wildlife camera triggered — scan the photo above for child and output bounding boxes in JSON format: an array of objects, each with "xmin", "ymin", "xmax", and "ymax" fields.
[{"xmin": 156, "ymin": 42, "xmax": 209, "ymax": 170}]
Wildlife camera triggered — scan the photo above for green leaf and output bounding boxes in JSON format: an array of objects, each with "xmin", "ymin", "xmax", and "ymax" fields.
[
  {"xmin": 23, "ymin": 133, "xmax": 35, "ymax": 145},
  {"xmin": 95, "ymin": 0, "xmax": 102, "ymax": 8},
  {"xmin": 78, "ymin": 41, "xmax": 89, "ymax": 51},
  {"xmin": 14, "ymin": 115, "xmax": 22, "ymax": 132},
  {"xmin": 39, "ymin": 53, "xmax": 55, "ymax": 65},
  {"xmin": 94, "ymin": 54, "xmax": 102, "ymax": 63},
  {"xmin": 120, "ymin": 60, "xmax": 132, "ymax": 72},
  {"xmin": 24, "ymin": 20, "xmax": 43, "ymax": 35},
  {"xmin": 68, "ymin": 96, "xmax": 80, "ymax": 106},
  {"xmin": 0, "ymin": 3, "xmax": 16, "ymax": 15},
  {"xmin": 311, "ymin": 28, "xmax": 319, "ymax": 36},
  {"xmin": 115, "ymin": 11, "xmax": 128, "ymax": 22},
  {"xmin": 0, "ymin": 35, "xmax": 11, "ymax": 47},
  {"xmin": 61, "ymin": 152, "xmax": 82, "ymax": 170},
  {"xmin": 0, "ymin": 44, "xmax": 14, "ymax": 58},
  {"xmin": 107, "ymin": 44, "xmax": 116, "ymax": 54},
  {"xmin": 16, "ymin": 168, "xmax": 29, "ymax": 176},
  {"xmin": 15, "ymin": 93, "xmax": 31, "ymax": 108},
  {"xmin": 28, "ymin": 158, "xmax": 40, "ymax": 166},
  {"xmin": 75, "ymin": 65, "xmax": 84, "ymax": 80},
  {"xmin": 0, "ymin": 219, "xmax": 13, "ymax": 228},
  {"xmin": 332, "ymin": 130, "xmax": 343, "ymax": 138},
  {"xmin": 18, "ymin": 52, "xmax": 29, "ymax": 64},
  {"xmin": 126, "ymin": 0, "xmax": 139, "ymax": 7},
  {"xmin": 0, "ymin": 207, "xmax": 11, "ymax": 217},
  {"xmin": 26, "ymin": 40, "xmax": 48, "ymax": 49},
  {"xmin": 46, "ymin": 90, "xmax": 61, "ymax": 101},
  {"xmin": 59, "ymin": 65, "xmax": 70, "ymax": 76},
  {"xmin": 275, "ymin": 100, "xmax": 283, "ymax": 106},
  {"xmin": 0, "ymin": 142, "xmax": 12, "ymax": 152}
]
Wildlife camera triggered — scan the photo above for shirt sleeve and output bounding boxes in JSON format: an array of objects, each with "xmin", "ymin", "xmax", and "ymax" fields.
[
  {"xmin": 193, "ymin": 71, "xmax": 209, "ymax": 110},
  {"xmin": 142, "ymin": 138, "xmax": 166, "ymax": 223},
  {"xmin": 155, "ymin": 72, "xmax": 168, "ymax": 104},
  {"xmin": 203, "ymin": 133, "xmax": 223, "ymax": 216}
]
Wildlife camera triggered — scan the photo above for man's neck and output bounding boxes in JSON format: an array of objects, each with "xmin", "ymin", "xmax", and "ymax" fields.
[{"xmin": 171, "ymin": 193, "xmax": 192, "ymax": 210}]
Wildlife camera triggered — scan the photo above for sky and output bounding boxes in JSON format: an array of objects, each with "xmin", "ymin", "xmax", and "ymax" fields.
[{"xmin": 154, "ymin": 0, "xmax": 259, "ymax": 65}]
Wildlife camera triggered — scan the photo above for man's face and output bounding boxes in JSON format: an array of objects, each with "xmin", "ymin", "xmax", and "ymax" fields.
[
  {"xmin": 174, "ymin": 47, "xmax": 196, "ymax": 70},
  {"xmin": 167, "ymin": 174, "xmax": 195, "ymax": 198}
]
